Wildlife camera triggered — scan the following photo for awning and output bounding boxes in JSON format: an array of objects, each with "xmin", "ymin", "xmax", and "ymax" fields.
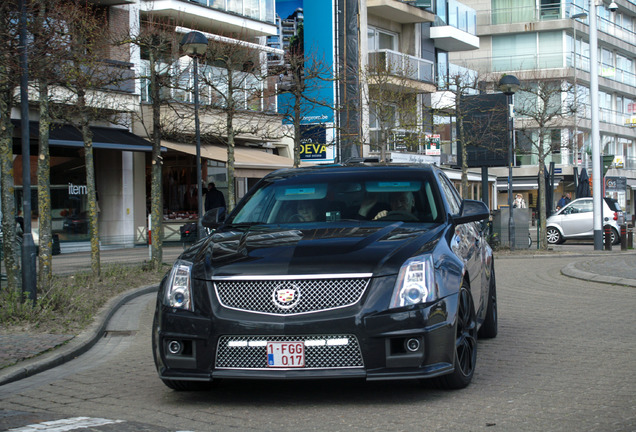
[
  {"xmin": 161, "ymin": 140, "xmax": 297, "ymax": 177},
  {"xmin": 496, "ymin": 177, "xmax": 563, "ymax": 191},
  {"xmin": 13, "ymin": 120, "xmax": 158, "ymax": 152}
]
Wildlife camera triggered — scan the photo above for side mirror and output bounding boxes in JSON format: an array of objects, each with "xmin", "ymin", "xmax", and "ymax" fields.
[
  {"xmin": 201, "ymin": 207, "xmax": 226, "ymax": 229},
  {"xmin": 452, "ymin": 199, "xmax": 490, "ymax": 225}
]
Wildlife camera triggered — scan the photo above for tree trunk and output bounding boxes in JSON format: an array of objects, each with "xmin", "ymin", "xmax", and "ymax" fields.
[
  {"xmin": 226, "ymin": 111, "xmax": 236, "ymax": 211},
  {"xmin": 293, "ymin": 92, "xmax": 301, "ymax": 168},
  {"xmin": 37, "ymin": 81, "xmax": 53, "ymax": 289},
  {"xmin": 149, "ymin": 50, "xmax": 163, "ymax": 268},
  {"xmin": 0, "ymin": 109, "xmax": 19, "ymax": 293},
  {"xmin": 77, "ymin": 91, "xmax": 100, "ymax": 279}
]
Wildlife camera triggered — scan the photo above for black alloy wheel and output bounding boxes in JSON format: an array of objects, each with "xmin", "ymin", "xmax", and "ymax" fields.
[
  {"xmin": 434, "ymin": 285, "xmax": 477, "ymax": 390},
  {"xmin": 478, "ymin": 263, "xmax": 498, "ymax": 339}
]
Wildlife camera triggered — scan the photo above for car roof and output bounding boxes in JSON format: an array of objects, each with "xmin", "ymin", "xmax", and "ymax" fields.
[{"xmin": 265, "ymin": 163, "xmax": 440, "ymax": 180}]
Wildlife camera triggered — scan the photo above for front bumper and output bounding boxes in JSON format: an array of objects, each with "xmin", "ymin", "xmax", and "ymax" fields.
[{"xmin": 153, "ymin": 285, "xmax": 459, "ymax": 383}]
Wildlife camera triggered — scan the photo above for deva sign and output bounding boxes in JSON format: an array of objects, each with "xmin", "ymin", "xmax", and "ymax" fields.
[
  {"xmin": 300, "ymin": 142, "xmax": 327, "ymax": 159},
  {"xmin": 300, "ymin": 124, "xmax": 327, "ymax": 160}
]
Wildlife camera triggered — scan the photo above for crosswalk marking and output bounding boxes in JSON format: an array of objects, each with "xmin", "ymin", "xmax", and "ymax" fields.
[{"xmin": 7, "ymin": 416, "xmax": 125, "ymax": 432}]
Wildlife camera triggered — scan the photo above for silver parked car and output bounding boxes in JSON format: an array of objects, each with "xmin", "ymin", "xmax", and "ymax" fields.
[{"xmin": 546, "ymin": 197, "xmax": 625, "ymax": 245}]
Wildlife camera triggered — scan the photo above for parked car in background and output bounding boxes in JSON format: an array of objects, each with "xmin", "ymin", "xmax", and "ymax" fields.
[
  {"xmin": 546, "ymin": 197, "xmax": 625, "ymax": 245},
  {"xmin": 152, "ymin": 164, "xmax": 497, "ymax": 391}
]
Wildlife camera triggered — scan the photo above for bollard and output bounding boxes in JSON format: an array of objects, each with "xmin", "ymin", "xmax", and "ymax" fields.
[
  {"xmin": 604, "ymin": 225, "xmax": 612, "ymax": 251},
  {"xmin": 629, "ymin": 226, "xmax": 634, "ymax": 249},
  {"xmin": 620, "ymin": 224, "xmax": 627, "ymax": 251}
]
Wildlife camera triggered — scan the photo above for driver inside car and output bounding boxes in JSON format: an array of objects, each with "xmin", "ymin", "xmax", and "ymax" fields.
[{"xmin": 373, "ymin": 191, "xmax": 415, "ymax": 221}]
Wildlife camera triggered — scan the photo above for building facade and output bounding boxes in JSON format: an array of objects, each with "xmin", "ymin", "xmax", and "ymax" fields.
[
  {"xmin": 449, "ymin": 0, "xmax": 636, "ymax": 219},
  {"xmin": 9, "ymin": 0, "xmax": 298, "ymax": 251}
]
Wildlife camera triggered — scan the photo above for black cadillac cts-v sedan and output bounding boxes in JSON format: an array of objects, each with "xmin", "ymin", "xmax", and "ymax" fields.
[{"xmin": 152, "ymin": 164, "xmax": 497, "ymax": 390}]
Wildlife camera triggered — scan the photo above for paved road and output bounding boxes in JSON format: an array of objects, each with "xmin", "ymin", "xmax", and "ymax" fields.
[{"xmin": 1, "ymin": 255, "xmax": 635, "ymax": 432}]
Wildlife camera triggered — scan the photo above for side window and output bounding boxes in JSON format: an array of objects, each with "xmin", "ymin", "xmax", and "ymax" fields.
[{"xmin": 439, "ymin": 174, "xmax": 461, "ymax": 214}]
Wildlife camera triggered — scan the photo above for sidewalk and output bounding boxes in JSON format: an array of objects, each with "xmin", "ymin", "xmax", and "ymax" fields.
[{"xmin": 1, "ymin": 247, "xmax": 635, "ymax": 387}]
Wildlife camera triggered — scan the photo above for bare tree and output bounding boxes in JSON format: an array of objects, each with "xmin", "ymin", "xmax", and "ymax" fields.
[
  {"xmin": 513, "ymin": 75, "xmax": 576, "ymax": 250},
  {"xmin": 171, "ymin": 32, "xmax": 281, "ymax": 212},
  {"xmin": 363, "ymin": 51, "xmax": 422, "ymax": 163},
  {"xmin": 0, "ymin": 0, "xmax": 22, "ymax": 293},
  {"xmin": 53, "ymin": 2, "xmax": 132, "ymax": 278},
  {"xmin": 122, "ymin": 17, "xmax": 181, "ymax": 269},
  {"xmin": 27, "ymin": 0, "xmax": 72, "ymax": 290}
]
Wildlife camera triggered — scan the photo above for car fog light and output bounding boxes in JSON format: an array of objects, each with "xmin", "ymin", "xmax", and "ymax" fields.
[
  {"xmin": 168, "ymin": 340, "xmax": 183, "ymax": 355},
  {"xmin": 406, "ymin": 338, "xmax": 420, "ymax": 352}
]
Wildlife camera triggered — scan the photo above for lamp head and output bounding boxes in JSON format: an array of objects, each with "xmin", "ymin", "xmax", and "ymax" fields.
[
  {"xmin": 571, "ymin": 12, "xmax": 588, "ymax": 20},
  {"xmin": 180, "ymin": 31, "xmax": 208, "ymax": 58},
  {"xmin": 498, "ymin": 74, "xmax": 520, "ymax": 96}
]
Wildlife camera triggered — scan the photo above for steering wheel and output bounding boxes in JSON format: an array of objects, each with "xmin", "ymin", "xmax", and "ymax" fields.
[{"xmin": 380, "ymin": 210, "xmax": 418, "ymax": 222}]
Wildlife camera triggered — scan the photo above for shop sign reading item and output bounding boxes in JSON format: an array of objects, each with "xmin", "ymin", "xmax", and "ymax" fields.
[
  {"xmin": 68, "ymin": 183, "xmax": 88, "ymax": 195},
  {"xmin": 267, "ymin": 341, "xmax": 305, "ymax": 367}
]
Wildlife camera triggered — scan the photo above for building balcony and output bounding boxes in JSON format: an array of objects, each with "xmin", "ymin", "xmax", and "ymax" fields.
[
  {"xmin": 141, "ymin": 0, "xmax": 277, "ymax": 37},
  {"xmin": 432, "ymin": 0, "xmax": 479, "ymax": 51},
  {"xmin": 368, "ymin": 50, "xmax": 436, "ymax": 93},
  {"xmin": 430, "ymin": 25, "xmax": 479, "ymax": 51},
  {"xmin": 367, "ymin": 0, "xmax": 435, "ymax": 24}
]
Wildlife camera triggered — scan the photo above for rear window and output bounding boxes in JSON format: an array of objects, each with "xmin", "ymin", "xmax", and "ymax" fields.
[{"xmin": 604, "ymin": 198, "xmax": 622, "ymax": 212}]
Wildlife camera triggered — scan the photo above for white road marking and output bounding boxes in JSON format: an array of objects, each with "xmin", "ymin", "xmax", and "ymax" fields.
[{"xmin": 7, "ymin": 416, "xmax": 125, "ymax": 431}]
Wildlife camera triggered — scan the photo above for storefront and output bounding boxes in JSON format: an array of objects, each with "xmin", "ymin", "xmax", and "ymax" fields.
[
  {"xmin": 158, "ymin": 141, "xmax": 297, "ymax": 241},
  {"xmin": 11, "ymin": 121, "xmax": 154, "ymax": 251}
]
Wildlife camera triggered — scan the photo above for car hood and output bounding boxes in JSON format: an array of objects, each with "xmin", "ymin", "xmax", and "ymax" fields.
[{"xmin": 187, "ymin": 223, "xmax": 444, "ymax": 278}]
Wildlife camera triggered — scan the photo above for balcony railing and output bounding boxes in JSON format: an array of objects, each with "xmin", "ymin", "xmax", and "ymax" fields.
[
  {"xmin": 182, "ymin": 0, "xmax": 275, "ymax": 24},
  {"xmin": 368, "ymin": 50, "xmax": 434, "ymax": 84},
  {"xmin": 140, "ymin": 60, "xmax": 276, "ymax": 113},
  {"xmin": 435, "ymin": 0, "xmax": 476, "ymax": 35},
  {"xmin": 481, "ymin": 5, "xmax": 636, "ymax": 46}
]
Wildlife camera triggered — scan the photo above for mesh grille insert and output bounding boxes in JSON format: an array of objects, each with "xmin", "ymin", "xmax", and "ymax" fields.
[
  {"xmin": 216, "ymin": 335, "xmax": 364, "ymax": 369},
  {"xmin": 214, "ymin": 277, "xmax": 369, "ymax": 315}
]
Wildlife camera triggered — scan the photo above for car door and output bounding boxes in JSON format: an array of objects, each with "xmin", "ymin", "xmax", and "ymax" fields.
[
  {"xmin": 560, "ymin": 199, "xmax": 593, "ymax": 237},
  {"xmin": 438, "ymin": 173, "xmax": 483, "ymax": 304}
]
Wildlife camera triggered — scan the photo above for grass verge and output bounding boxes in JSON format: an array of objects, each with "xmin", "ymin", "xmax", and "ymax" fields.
[{"xmin": 0, "ymin": 262, "xmax": 169, "ymax": 334}]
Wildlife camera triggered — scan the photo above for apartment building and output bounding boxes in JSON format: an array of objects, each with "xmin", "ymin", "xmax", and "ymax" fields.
[
  {"xmin": 9, "ymin": 0, "xmax": 296, "ymax": 249},
  {"xmin": 449, "ymin": 0, "xmax": 636, "ymax": 218}
]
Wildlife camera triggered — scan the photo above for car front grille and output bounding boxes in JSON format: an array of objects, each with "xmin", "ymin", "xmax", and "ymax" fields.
[
  {"xmin": 215, "ymin": 335, "xmax": 364, "ymax": 370},
  {"xmin": 213, "ymin": 275, "xmax": 370, "ymax": 315}
]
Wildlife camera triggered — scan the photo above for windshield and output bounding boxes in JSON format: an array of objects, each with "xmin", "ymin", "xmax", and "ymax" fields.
[{"xmin": 227, "ymin": 170, "xmax": 445, "ymax": 225}]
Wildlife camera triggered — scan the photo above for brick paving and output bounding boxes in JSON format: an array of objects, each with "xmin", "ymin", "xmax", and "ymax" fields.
[
  {"xmin": 0, "ymin": 334, "xmax": 73, "ymax": 370},
  {"xmin": 0, "ymin": 246, "xmax": 183, "ymax": 372}
]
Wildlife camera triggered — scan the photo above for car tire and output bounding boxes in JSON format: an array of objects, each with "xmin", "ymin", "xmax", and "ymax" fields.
[
  {"xmin": 546, "ymin": 227, "xmax": 563, "ymax": 244},
  {"xmin": 607, "ymin": 227, "xmax": 620, "ymax": 245},
  {"xmin": 434, "ymin": 285, "xmax": 477, "ymax": 390},
  {"xmin": 478, "ymin": 264, "xmax": 497, "ymax": 339}
]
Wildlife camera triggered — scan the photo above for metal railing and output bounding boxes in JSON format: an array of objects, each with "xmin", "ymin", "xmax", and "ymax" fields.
[
  {"xmin": 183, "ymin": 0, "xmax": 275, "ymax": 24},
  {"xmin": 368, "ymin": 50, "xmax": 435, "ymax": 84}
]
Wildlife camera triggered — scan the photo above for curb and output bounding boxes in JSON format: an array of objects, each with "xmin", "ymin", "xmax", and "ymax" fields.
[
  {"xmin": 561, "ymin": 262, "xmax": 636, "ymax": 288},
  {"xmin": 0, "ymin": 284, "xmax": 159, "ymax": 388}
]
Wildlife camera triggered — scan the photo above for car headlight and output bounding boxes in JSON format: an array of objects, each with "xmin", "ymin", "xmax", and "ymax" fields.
[
  {"xmin": 164, "ymin": 260, "xmax": 194, "ymax": 311},
  {"xmin": 390, "ymin": 255, "xmax": 437, "ymax": 308}
]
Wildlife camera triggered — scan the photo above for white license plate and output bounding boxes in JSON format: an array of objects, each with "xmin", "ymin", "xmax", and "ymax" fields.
[{"xmin": 267, "ymin": 341, "xmax": 305, "ymax": 368}]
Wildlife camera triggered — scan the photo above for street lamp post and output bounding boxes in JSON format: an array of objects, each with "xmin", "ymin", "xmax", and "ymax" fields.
[
  {"xmin": 498, "ymin": 74, "xmax": 520, "ymax": 250},
  {"xmin": 181, "ymin": 31, "xmax": 209, "ymax": 240},
  {"xmin": 571, "ymin": 12, "xmax": 587, "ymax": 169},
  {"xmin": 589, "ymin": 2, "xmax": 602, "ymax": 250}
]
